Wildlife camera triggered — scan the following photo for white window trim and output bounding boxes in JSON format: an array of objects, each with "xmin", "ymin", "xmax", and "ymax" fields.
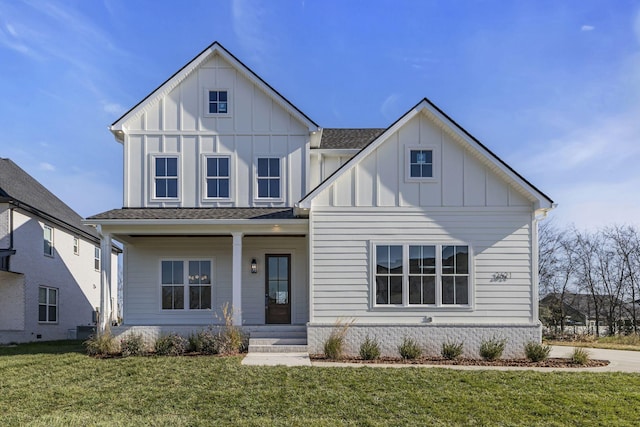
[
  {"xmin": 201, "ymin": 153, "xmax": 233, "ymax": 202},
  {"xmin": 370, "ymin": 241, "xmax": 473, "ymax": 310},
  {"xmin": 159, "ymin": 258, "xmax": 215, "ymax": 312},
  {"xmin": 43, "ymin": 224, "xmax": 54, "ymax": 257},
  {"xmin": 203, "ymin": 88, "xmax": 232, "ymax": 117},
  {"xmin": 253, "ymin": 155, "xmax": 285, "ymax": 203},
  {"xmin": 73, "ymin": 237, "xmax": 80, "ymax": 256},
  {"xmin": 38, "ymin": 285, "xmax": 58, "ymax": 324},
  {"xmin": 150, "ymin": 153, "xmax": 181, "ymax": 202},
  {"xmin": 405, "ymin": 146, "xmax": 439, "ymax": 183},
  {"xmin": 94, "ymin": 246, "xmax": 101, "ymax": 271}
]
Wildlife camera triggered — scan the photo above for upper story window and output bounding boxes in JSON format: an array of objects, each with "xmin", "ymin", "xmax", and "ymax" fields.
[
  {"xmin": 43, "ymin": 225, "xmax": 53, "ymax": 257},
  {"xmin": 205, "ymin": 156, "xmax": 230, "ymax": 199},
  {"xmin": 154, "ymin": 156, "xmax": 178, "ymax": 199},
  {"xmin": 208, "ymin": 90, "xmax": 228, "ymax": 114},
  {"xmin": 94, "ymin": 247, "xmax": 100, "ymax": 271},
  {"xmin": 374, "ymin": 243, "xmax": 470, "ymax": 307},
  {"xmin": 73, "ymin": 237, "xmax": 79, "ymax": 255},
  {"xmin": 409, "ymin": 149, "xmax": 433, "ymax": 178},
  {"xmin": 256, "ymin": 157, "xmax": 281, "ymax": 199},
  {"xmin": 38, "ymin": 286, "xmax": 58, "ymax": 323}
]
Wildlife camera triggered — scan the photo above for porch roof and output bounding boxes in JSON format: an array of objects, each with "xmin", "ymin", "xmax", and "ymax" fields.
[{"xmin": 87, "ymin": 207, "xmax": 299, "ymax": 221}]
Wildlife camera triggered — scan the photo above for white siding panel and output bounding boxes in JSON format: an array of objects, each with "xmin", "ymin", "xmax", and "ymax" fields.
[
  {"xmin": 180, "ymin": 72, "xmax": 199, "ymax": 131},
  {"xmin": 377, "ymin": 133, "xmax": 399, "ymax": 206},
  {"xmin": 442, "ymin": 134, "xmax": 464, "ymax": 206},
  {"xmin": 146, "ymin": 99, "xmax": 162, "ymax": 131},
  {"xmin": 164, "ymin": 86, "xmax": 180, "ymax": 131},
  {"xmin": 463, "ymin": 152, "xmax": 486, "ymax": 206}
]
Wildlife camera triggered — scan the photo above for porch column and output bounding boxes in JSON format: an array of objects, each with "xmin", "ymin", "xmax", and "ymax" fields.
[
  {"xmin": 231, "ymin": 232, "xmax": 243, "ymax": 325},
  {"xmin": 99, "ymin": 230, "xmax": 112, "ymax": 334}
]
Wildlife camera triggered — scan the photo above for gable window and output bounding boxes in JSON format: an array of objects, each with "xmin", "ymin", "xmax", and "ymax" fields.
[
  {"xmin": 256, "ymin": 157, "xmax": 281, "ymax": 199},
  {"xmin": 73, "ymin": 237, "xmax": 79, "ymax": 255},
  {"xmin": 38, "ymin": 286, "xmax": 58, "ymax": 323},
  {"xmin": 373, "ymin": 243, "xmax": 470, "ymax": 307},
  {"xmin": 205, "ymin": 156, "xmax": 230, "ymax": 199},
  {"xmin": 94, "ymin": 247, "xmax": 100, "ymax": 271},
  {"xmin": 161, "ymin": 259, "xmax": 212, "ymax": 310},
  {"xmin": 154, "ymin": 156, "xmax": 178, "ymax": 199},
  {"xmin": 44, "ymin": 225, "xmax": 53, "ymax": 257},
  {"xmin": 208, "ymin": 90, "xmax": 228, "ymax": 114},
  {"xmin": 409, "ymin": 149, "xmax": 433, "ymax": 178}
]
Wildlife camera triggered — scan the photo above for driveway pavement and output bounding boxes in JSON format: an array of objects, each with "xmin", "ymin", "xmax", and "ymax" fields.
[{"xmin": 549, "ymin": 346, "xmax": 640, "ymax": 373}]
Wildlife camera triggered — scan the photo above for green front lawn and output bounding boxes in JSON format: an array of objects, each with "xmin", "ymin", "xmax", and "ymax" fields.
[{"xmin": 1, "ymin": 341, "xmax": 639, "ymax": 426}]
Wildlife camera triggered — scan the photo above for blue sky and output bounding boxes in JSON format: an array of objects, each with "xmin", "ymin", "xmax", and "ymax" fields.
[{"xmin": 0, "ymin": 0, "xmax": 639, "ymax": 229}]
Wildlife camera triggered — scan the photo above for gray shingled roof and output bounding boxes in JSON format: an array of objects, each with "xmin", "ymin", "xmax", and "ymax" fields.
[
  {"xmin": 87, "ymin": 208, "xmax": 299, "ymax": 220},
  {"xmin": 319, "ymin": 128, "xmax": 385, "ymax": 149},
  {"xmin": 0, "ymin": 158, "xmax": 99, "ymax": 239}
]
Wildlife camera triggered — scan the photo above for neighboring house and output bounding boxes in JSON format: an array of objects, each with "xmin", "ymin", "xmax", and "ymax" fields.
[
  {"xmin": 86, "ymin": 42, "xmax": 554, "ymax": 357},
  {"xmin": 540, "ymin": 292, "xmax": 636, "ymax": 335},
  {"xmin": 0, "ymin": 159, "xmax": 119, "ymax": 343}
]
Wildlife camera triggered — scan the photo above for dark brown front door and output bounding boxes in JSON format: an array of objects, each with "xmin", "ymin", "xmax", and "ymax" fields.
[{"xmin": 265, "ymin": 254, "xmax": 291, "ymax": 324}]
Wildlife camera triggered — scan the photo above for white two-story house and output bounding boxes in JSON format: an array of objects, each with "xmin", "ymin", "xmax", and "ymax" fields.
[
  {"xmin": 0, "ymin": 158, "xmax": 119, "ymax": 343},
  {"xmin": 87, "ymin": 42, "xmax": 554, "ymax": 357}
]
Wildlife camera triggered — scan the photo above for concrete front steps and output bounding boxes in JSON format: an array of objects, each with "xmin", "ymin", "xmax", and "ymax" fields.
[{"xmin": 247, "ymin": 325, "xmax": 307, "ymax": 353}]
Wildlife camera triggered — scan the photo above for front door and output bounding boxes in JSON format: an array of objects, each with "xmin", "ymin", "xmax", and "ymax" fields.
[{"xmin": 265, "ymin": 254, "xmax": 291, "ymax": 324}]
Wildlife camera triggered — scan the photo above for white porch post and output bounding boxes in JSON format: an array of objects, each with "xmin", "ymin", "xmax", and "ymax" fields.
[
  {"xmin": 99, "ymin": 229, "xmax": 112, "ymax": 334},
  {"xmin": 231, "ymin": 232, "xmax": 243, "ymax": 325}
]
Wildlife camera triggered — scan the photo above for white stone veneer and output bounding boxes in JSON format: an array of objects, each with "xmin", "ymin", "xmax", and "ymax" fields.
[{"xmin": 307, "ymin": 323, "xmax": 542, "ymax": 359}]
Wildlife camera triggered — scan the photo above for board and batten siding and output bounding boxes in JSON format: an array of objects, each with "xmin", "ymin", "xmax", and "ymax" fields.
[
  {"xmin": 308, "ymin": 111, "xmax": 538, "ymax": 325},
  {"xmin": 123, "ymin": 236, "xmax": 308, "ymax": 326},
  {"xmin": 121, "ymin": 53, "xmax": 310, "ymax": 208}
]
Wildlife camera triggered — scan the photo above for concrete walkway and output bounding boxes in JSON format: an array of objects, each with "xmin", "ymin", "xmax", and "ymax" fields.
[{"xmin": 241, "ymin": 346, "xmax": 640, "ymax": 372}]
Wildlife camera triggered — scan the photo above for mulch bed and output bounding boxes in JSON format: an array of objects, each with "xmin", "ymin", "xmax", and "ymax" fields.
[{"xmin": 309, "ymin": 355, "xmax": 609, "ymax": 368}]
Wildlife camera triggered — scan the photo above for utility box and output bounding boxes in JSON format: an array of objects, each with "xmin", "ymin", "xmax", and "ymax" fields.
[{"xmin": 76, "ymin": 326, "xmax": 96, "ymax": 340}]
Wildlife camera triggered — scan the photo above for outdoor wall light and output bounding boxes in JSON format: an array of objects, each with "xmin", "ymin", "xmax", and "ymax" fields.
[{"xmin": 251, "ymin": 258, "xmax": 258, "ymax": 274}]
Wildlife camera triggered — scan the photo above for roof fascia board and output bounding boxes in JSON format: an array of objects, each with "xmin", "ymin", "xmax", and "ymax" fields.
[
  {"xmin": 110, "ymin": 42, "xmax": 319, "ymax": 137},
  {"xmin": 311, "ymin": 149, "xmax": 361, "ymax": 156},
  {"xmin": 83, "ymin": 218, "xmax": 309, "ymax": 227}
]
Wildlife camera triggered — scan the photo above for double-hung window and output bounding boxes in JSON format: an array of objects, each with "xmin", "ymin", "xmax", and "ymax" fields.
[
  {"xmin": 94, "ymin": 247, "xmax": 100, "ymax": 271},
  {"xmin": 205, "ymin": 156, "xmax": 230, "ymax": 199},
  {"xmin": 73, "ymin": 237, "xmax": 79, "ymax": 255},
  {"xmin": 161, "ymin": 260, "xmax": 212, "ymax": 310},
  {"xmin": 154, "ymin": 157, "xmax": 178, "ymax": 199},
  {"xmin": 256, "ymin": 157, "xmax": 281, "ymax": 199},
  {"xmin": 374, "ymin": 243, "xmax": 470, "ymax": 306},
  {"xmin": 38, "ymin": 286, "xmax": 58, "ymax": 323},
  {"xmin": 43, "ymin": 225, "xmax": 53, "ymax": 257}
]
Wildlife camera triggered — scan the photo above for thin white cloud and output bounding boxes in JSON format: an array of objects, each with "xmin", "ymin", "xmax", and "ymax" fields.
[
  {"xmin": 380, "ymin": 94, "xmax": 401, "ymax": 121},
  {"xmin": 39, "ymin": 162, "xmax": 55, "ymax": 172},
  {"xmin": 231, "ymin": 0, "xmax": 272, "ymax": 66},
  {"xmin": 581, "ymin": 25, "xmax": 595, "ymax": 32},
  {"xmin": 103, "ymin": 102, "xmax": 125, "ymax": 116}
]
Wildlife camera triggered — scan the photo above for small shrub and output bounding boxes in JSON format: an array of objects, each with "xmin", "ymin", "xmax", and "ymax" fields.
[
  {"xmin": 120, "ymin": 333, "xmax": 146, "ymax": 357},
  {"xmin": 323, "ymin": 319, "xmax": 353, "ymax": 360},
  {"xmin": 359, "ymin": 335, "xmax": 381, "ymax": 360},
  {"xmin": 85, "ymin": 331, "xmax": 119, "ymax": 356},
  {"xmin": 480, "ymin": 337, "xmax": 507, "ymax": 361},
  {"xmin": 188, "ymin": 330, "xmax": 220, "ymax": 355},
  {"xmin": 441, "ymin": 341, "xmax": 464, "ymax": 360},
  {"xmin": 216, "ymin": 303, "xmax": 248, "ymax": 355},
  {"xmin": 154, "ymin": 333, "xmax": 187, "ymax": 356},
  {"xmin": 571, "ymin": 347, "xmax": 590, "ymax": 365},
  {"xmin": 524, "ymin": 341, "xmax": 551, "ymax": 362},
  {"xmin": 398, "ymin": 337, "xmax": 422, "ymax": 360}
]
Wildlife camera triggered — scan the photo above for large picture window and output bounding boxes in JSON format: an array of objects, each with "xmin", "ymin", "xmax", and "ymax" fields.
[
  {"xmin": 374, "ymin": 243, "xmax": 470, "ymax": 307},
  {"xmin": 154, "ymin": 157, "xmax": 178, "ymax": 199},
  {"xmin": 38, "ymin": 286, "xmax": 58, "ymax": 323},
  {"xmin": 161, "ymin": 260, "xmax": 212, "ymax": 310}
]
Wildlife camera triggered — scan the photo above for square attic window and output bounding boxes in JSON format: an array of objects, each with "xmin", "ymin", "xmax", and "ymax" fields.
[{"xmin": 208, "ymin": 91, "xmax": 228, "ymax": 114}]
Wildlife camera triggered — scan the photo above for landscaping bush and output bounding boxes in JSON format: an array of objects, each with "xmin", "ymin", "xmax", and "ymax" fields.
[
  {"xmin": 154, "ymin": 333, "xmax": 187, "ymax": 356},
  {"xmin": 323, "ymin": 319, "xmax": 353, "ymax": 360},
  {"xmin": 441, "ymin": 341, "xmax": 464, "ymax": 360},
  {"xmin": 359, "ymin": 335, "xmax": 381, "ymax": 360},
  {"xmin": 571, "ymin": 347, "xmax": 590, "ymax": 365},
  {"xmin": 188, "ymin": 330, "xmax": 220, "ymax": 355},
  {"xmin": 524, "ymin": 341, "xmax": 551, "ymax": 362},
  {"xmin": 120, "ymin": 333, "xmax": 146, "ymax": 357},
  {"xmin": 479, "ymin": 337, "xmax": 507, "ymax": 361},
  {"xmin": 398, "ymin": 337, "xmax": 421, "ymax": 360},
  {"xmin": 216, "ymin": 303, "xmax": 249, "ymax": 355},
  {"xmin": 85, "ymin": 331, "xmax": 119, "ymax": 356}
]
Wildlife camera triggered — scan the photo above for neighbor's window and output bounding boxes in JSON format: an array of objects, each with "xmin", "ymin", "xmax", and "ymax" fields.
[
  {"xmin": 154, "ymin": 157, "xmax": 178, "ymax": 198},
  {"xmin": 73, "ymin": 237, "xmax": 79, "ymax": 255},
  {"xmin": 374, "ymin": 243, "xmax": 470, "ymax": 307},
  {"xmin": 162, "ymin": 260, "xmax": 213, "ymax": 310},
  {"xmin": 43, "ymin": 225, "xmax": 53, "ymax": 257},
  {"xmin": 205, "ymin": 156, "xmax": 230, "ymax": 199},
  {"xmin": 38, "ymin": 286, "xmax": 58, "ymax": 323},
  {"xmin": 256, "ymin": 157, "xmax": 281, "ymax": 199},
  {"xmin": 94, "ymin": 247, "xmax": 100, "ymax": 271},
  {"xmin": 409, "ymin": 149, "xmax": 433, "ymax": 178},
  {"xmin": 208, "ymin": 90, "xmax": 228, "ymax": 114}
]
